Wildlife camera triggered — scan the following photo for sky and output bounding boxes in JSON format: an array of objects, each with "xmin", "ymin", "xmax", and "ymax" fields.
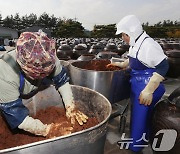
[{"xmin": 0, "ymin": 0, "xmax": 179, "ymax": 30}]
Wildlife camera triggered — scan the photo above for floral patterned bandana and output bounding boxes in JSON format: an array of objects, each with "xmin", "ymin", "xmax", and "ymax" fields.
[{"xmin": 16, "ymin": 30, "xmax": 56, "ymax": 79}]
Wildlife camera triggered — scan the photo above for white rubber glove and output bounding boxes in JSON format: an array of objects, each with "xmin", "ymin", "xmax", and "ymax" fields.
[
  {"xmin": 18, "ymin": 116, "xmax": 51, "ymax": 136},
  {"xmin": 107, "ymin": 59, "xmax": 129, "ymax": 68},
  {"xmin": 139, "ymin": 72, "xmax": 164, "ymax": 106},
  {"xmin": 58, "ymin": 82, "xmax": 88, "ymax": 125}
]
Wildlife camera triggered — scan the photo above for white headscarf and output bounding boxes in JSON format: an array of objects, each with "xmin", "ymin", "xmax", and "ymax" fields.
[
  {"xmin": 116, "ymin": 15, "xmax": 143, "ymax": 46},
  {"xmin": 116, "ymin": 15, "xmax": 167, "ymax": 67}
]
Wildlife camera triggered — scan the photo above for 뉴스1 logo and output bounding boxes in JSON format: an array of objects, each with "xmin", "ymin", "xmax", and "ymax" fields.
[{"xmin": 117, "ymin": 129, "xmax": 177, "ymax": 151}]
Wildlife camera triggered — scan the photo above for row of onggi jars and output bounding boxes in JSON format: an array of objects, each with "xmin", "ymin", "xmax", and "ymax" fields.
[{"xmin": 56, "ymin": 37, "xmax": 180, "ymax": 78}]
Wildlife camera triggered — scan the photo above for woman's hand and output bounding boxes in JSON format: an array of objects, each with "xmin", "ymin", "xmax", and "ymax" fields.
[
  {"xmin": 47, "ymin": 122, "xmax": 73, "ymax": 138},
  {"xmin": 66, "ymin": 105, "xmax": 88, "ymax": 125}
]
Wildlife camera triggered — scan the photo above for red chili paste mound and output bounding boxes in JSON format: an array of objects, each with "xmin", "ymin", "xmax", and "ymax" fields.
[
  {"xmin": 82, "ymin": 59, "xmax": 122, "ymax": 71},
  {"xmin": 0, "ymin": 106, "xmax": 98, "ymax": 150}
]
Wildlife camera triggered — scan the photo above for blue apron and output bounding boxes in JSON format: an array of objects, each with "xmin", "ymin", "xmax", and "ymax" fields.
[
  {"xmin": 19, "ymin": 72, "xmax": 52, "ymax": 99},
  {"xmin": 0, "ymin": 72, "xmax": 52, "ymax": 129},
  {"xmin": 128, "ymin": 37, "xmax": 165, "ymax": 152}
]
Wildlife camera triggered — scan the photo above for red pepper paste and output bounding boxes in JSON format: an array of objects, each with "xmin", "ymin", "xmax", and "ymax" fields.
[
  {"xmin": 0, "ymin": 106, "xmax": 98, "ymax": 150},
  {"xmin": 82, "ymin": 59, "xmax": 122, "ymax": 71}
]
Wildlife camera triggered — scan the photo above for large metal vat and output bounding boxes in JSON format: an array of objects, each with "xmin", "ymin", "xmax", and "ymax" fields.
[
  {"xmin": 69, "ymin": 60, "xmax": 130, "ymax": 104},
  {"xmin": 0, "ymin": 85, "xmax": 111, "ymax": 154}
]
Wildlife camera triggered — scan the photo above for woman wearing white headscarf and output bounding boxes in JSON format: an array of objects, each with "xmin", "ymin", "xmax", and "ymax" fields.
[{"xmin": 109, "ymin": 15, "xmax": 169, "ymax": 152}]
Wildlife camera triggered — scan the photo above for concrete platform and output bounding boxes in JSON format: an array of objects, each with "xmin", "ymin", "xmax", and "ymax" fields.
[{"xmin": 104, "ymin": 77, "xmax": 180, "ymax": 154}]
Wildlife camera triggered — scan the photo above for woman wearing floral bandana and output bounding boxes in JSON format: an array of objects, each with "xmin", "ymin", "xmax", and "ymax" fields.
[{"xmin": 0, "ymin": 30, "xmax": 88, "ymax": 137}]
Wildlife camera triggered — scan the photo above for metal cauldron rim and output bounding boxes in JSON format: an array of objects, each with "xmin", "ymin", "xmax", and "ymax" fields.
[{"xmin": 70, "ymin": 59, "xmax": 124, "ymax": 72}]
